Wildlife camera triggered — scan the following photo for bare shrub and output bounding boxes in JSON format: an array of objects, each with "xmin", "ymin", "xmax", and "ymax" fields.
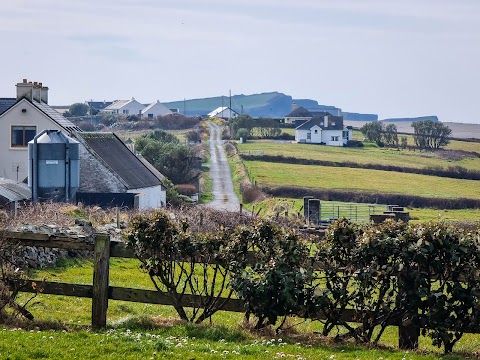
[{"xmin": 240, "ymin": 183, "xmax": 265, "ymax": 204}]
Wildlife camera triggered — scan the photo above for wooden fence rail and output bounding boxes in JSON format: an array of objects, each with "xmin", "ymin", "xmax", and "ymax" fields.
[{"xmin": 3, "ymin": 231, "xmax": 480, "ymax": 350}]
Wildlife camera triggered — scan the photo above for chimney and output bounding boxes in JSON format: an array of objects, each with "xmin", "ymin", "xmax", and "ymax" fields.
[
  {"xmin": 41, "ymin": 85, "xmax": 49, "ymax": 104},
  {"xmin": 292, "ymin": 102, "xmax": 297, "ymax": 112},
  {"xmin": 32, "ymin": 82, "xmax": 42, "ymax": 102},
  {"xmin": 324, "ymin": 115, "xmax": 328, "ymax": 128},
  {"xmin": 16, "ymin": 79, "xmax": 34, "ymax": 101}
]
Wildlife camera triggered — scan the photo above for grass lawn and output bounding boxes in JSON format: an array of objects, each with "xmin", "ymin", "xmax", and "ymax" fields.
[
  {"xmin": 237, "ymin": 141, "xmax": 480, "ymax": 171},
  {"xmin": 1, "ymin": 259, "xmax": 473, "ymax": 358},
  {"xmin": 244, "ymin": 160, "xmax": 480, "ymax": 200}
]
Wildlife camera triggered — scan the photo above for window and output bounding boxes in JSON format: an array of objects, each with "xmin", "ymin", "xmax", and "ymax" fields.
[
  {"xmin": 343, "ymin": 130, "xmax": 349, "ymax": 139},
  {"xmin": 123, "ymin": 109, "xmax": 129, "ymax": 115},
  {"xmin": 330, "ymin": 136, "xmax": 339, "ymax": 142},
  {"xmin": 11, "ymin": 126, "xmax": 36, "ymax": 147},
  {"xmin": 148, "ymin": 114, "xmax": 154, "ymax": 119},
  {"xmin": 314, "ymin": 129, "xmax": 318, "ymax": 134},
  {"xmin": 307, "ymin": 133, "xmax": 311, "ymax": 139}
]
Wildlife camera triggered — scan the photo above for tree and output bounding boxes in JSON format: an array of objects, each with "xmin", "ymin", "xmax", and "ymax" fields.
[
  {"xmin": 400, "ymin": 136, "xmax": 408, "ymax": 149},
  {"xmin": 360, "ymin": 121, "xmax": 384, "ymax": 146},
  {"xmin": 383, "ymin": 124, "xmax": 398, "ymax": 146},
  {"xmin": 66, "ymin": 103, "xmax": 89, "ymax": 117},
  {"xmin": 135, "ymin": 131, "xmax": 200, "ymax": 184},
  {"xmin": 236, "ymin": 128, "xmax": 250, "ymax": 141},
  {"xmin": 230, "ymin": 115, "xmax": 255, "ymax": 136},
  {"xmin": 412, "ymin": 120, "xmax": 451, "ymax": 149}
]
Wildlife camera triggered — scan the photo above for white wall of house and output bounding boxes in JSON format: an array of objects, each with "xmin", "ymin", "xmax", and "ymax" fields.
[
  {"xmin": 141, "ymin": 101, "xmax": 172, "ymax": 119},
  {"xmin": 128, "ymin": 185, "xmax": 166, "ymax": 209},
  {"xmin": 295, "ymin": 129, "xmax": 310, "ymax": 143},
  {"xmin": 295, "ymin": 127, "xmax": 348, "ymax": 146},
  {"xmin": 0, "ymin": 99, "xmax": 66, "ymax": 181},
  {"xmin": 310, "ymin": 125, "xmax": 322, "ymax": 143},
  {"xmin": 322, "ymin": 130, "xmax": 344, "ymax": 146},
  {"xmin": 120, "ymin": 100, "xmax": 145, "ymax": 115}
]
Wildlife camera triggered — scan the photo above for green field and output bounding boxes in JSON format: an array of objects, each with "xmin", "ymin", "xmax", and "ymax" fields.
[
  {"xmin": 243, "ymin": 161, "xmax": 480, "ymax": 200},
  {"xmin": 242, "ymin": 198, "xmax": 480, "ymax": 224},
  {"xmin": 238, "ymin": 141, "xmax": 480, "ymax": 171},
  {"xmin": 1, "ymin": 258, "xmax": 475, "ymax": 358}
]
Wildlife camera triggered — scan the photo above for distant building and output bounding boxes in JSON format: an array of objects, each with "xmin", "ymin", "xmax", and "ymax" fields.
[
  {"xmin": 295, "ymin": 112, "xmax": 352, "ymax": 146},
  {"xmin": 86, "ymin": 100, "xmax": 113, "ymax": 114},
  {"xmin": 141, "ymin": 100, "xmax": 172, "ymax": 119},
  {"xmin": 208, "ymin": 106, "xmax": 238, "ymax": 119},
  {"xmin": 102, "ymin": 98, "xmax": 145, "ymax": 115}
]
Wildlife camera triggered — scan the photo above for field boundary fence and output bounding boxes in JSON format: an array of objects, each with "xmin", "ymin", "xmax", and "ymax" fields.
[{"xmin": 3, "ymin": 230, "xmax": 479, "ymax": 350}]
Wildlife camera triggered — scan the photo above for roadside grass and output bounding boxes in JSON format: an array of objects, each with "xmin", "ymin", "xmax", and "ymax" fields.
[
  {"xmin": 237, "ymin": 141, "xmax": 480, "ymax": 171},
  {"xmin": 200, "ymin": 143, "xmax": 214, "ymax": 203},
  {"xmin": 243, "ymin": 160, "xmax": 480, "ymax": 200},
  {"xmin": 6, "ymin": 258, "xmax": 478, "ymax": 358}
]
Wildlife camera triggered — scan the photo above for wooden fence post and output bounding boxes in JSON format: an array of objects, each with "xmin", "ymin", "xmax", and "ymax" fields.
[{"xmin": 92, "ymin": 233, "xmax": 110, "ymax": 328}]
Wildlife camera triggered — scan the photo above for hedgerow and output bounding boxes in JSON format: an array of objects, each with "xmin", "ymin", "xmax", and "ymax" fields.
[{"xmin": 126, "ymin": 210, "xmax": 480, "ymax": 354}]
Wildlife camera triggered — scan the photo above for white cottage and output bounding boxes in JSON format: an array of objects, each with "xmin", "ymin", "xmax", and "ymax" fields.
[
  {"xmin": 208, "ymin": 106, "xmax": 238, "ymax": 119},
  {"xmin": 141, "ymin": 100, "xmax": 173, "ymax": 119},
  {"xmin": 102, "ymin": 98, "xmax": 145, "ymax": 116},
  {"xmin": 295, "ymin": 113, "xmax": 352, "ymax": 146}
]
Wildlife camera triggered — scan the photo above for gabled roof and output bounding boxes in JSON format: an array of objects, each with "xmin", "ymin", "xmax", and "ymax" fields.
[
  {"xmin": 141, "ymin": 100, "xmax": 172, "ymax": 116},
  {"xmin": 32, "ymin": 100, "xmax": 82, "ymax": 132},
  {"xmin": 0, "ymin": 98, "xmax": 16, "ymax": 115},
  {"xmin": 87, "ymin": 101, "xmax": 113, "ymax": 110},
  {"xmin": 295, "ymin": 113, "xmax": 344, "ymax": 131},
  {"xmin": 104, "ymin": 98, "xmax": 144, "ymax": 111},
  {"xmin": 208, "ymin": 106, "xmax": 238, "ymax": 117},
  {"xmin": 285, "ymin": 106, "xmax": 312, "ymax": 118},
  {"xmin": 75, "ymin": 132, "xmax": 166, "ymax": 190}
]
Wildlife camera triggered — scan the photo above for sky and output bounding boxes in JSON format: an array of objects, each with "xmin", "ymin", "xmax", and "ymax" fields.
[{"xmin": 1, "ymin": 0, "xmax": 479, "ymax": 123}]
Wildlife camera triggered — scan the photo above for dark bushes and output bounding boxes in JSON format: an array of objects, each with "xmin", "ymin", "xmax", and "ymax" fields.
[{"xmin": 127, "ymin": 210, "xmax": 480, "ymax": 353}]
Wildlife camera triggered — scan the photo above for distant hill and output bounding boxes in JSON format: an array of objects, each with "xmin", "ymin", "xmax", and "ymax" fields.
[
  {"xmin": 381, "ymin": 116, "xmax": 439, "ymax": 123},
  {"xmin": 342, "ymin": 112, "xmax": 378, "ymax": 121},
  {"xmin": 164, "ymin": 92, "xmax": 293, "ymax": 118},
  {"xmin": 164, "ymin": 92, "xmax": 378, "ymax": 120}
]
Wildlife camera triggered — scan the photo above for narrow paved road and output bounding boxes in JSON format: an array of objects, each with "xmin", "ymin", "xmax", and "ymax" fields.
[{"xmin": 206, "ymin": 122, "xmax": 240, "ymax": 211}]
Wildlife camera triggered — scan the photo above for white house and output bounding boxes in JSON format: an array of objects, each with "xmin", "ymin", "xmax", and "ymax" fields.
[
  {"xmin": 208, "ymin": 106, "xmax": 238, "ymax": 119},
  {"xmin": 141, "ymin": 100, "xmax": 173, "ymax": 119},
  {"xmin": 102, "ymin": 98, "xmax": 145, "ymax": 116},
  {"xmin": 0, "ymin": 79, "xmax": 81, "ymax": 181},
  {"xmin": 295, "ymin": 113, "xmax": 352, "ymax": 146}
]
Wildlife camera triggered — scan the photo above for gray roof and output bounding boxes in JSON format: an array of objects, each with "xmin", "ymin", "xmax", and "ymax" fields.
[
  {"xmin": 104, "ymin": 99, "xmax": 131, "ymax": 110},
  {"xmin": 285, "ymin": 106, "xmax": 312, "ymax": 118},
  {"xmin": 0, "ymin": 98, "xmax": 17, "ymax": 115},
  {"xmin": 0, "ymin": 177, "xmax": 31, "ymax": 204},
  {"xmin": 76, "ymin": 132, "xmax": 165, "ymax": 190},
  {"xmin": 295, "ymin": 114, "xmax": 344, "ymax": 131},
  {"xmin": 33, "ymin": 100, "xmax": 82, "ymax": 132}
]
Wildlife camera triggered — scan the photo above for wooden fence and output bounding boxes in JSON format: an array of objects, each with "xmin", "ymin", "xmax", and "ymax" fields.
[{"xmin": 3, "ymin": 231, "xmax": 479, "ymax": 350}]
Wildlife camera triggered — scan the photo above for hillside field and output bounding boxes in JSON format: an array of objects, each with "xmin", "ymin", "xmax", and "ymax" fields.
[
  {"xmin": 238, "ymin": 140, "xmax": 480, "ymax": 171},
  {"xmin": 243, "ymin": 161, "xmax": 480, "ymax": 200}
]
